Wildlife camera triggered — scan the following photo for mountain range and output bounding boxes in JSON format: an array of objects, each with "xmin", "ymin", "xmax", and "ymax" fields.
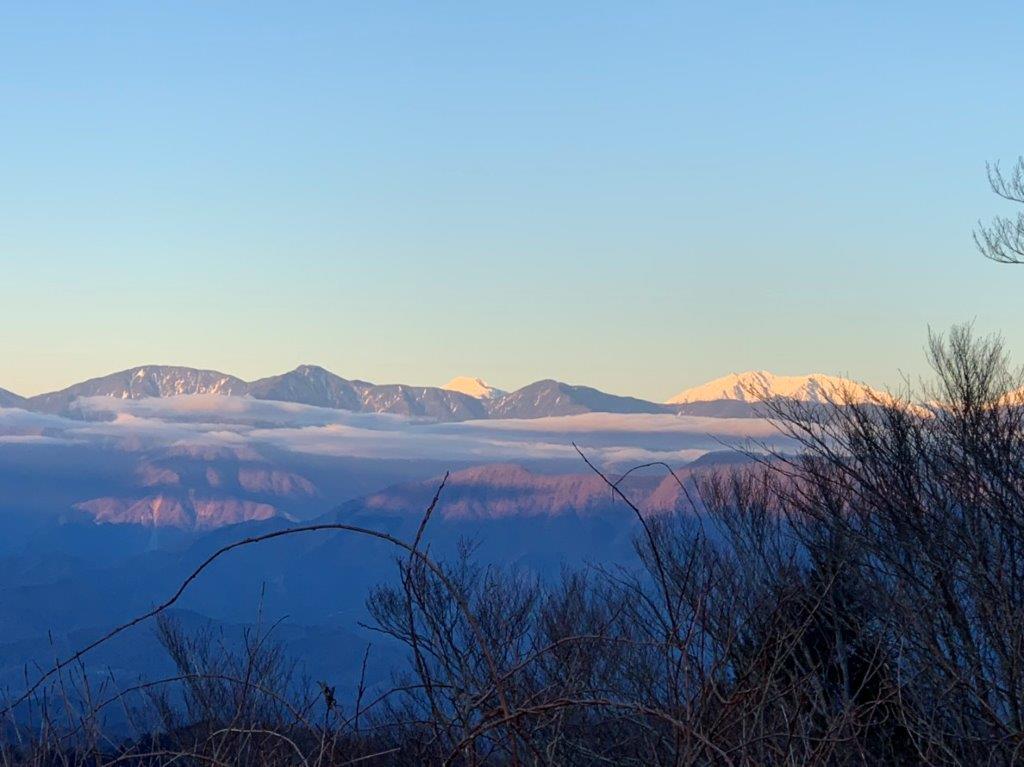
[
  {"xmin": 3, "ymin": 365, "xmax": 889, "ymax": 421},
  {"xmin": 0, "ymin": 461, "xmax": 678, "ymax": 694}
]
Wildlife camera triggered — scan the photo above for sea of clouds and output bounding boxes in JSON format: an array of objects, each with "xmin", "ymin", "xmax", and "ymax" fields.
[{"xmin": 0, "ymin": 394, "xmax": 792, "ymax": 468}]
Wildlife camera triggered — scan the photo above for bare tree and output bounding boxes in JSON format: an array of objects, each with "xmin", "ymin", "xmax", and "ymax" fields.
[
  {"xmin": 975, "ymin": 156, "xmax": 1024, "ymax": 263},
  {"xmin": 754, "ymin": 325, "xmax": 1024, "ymax": 764}
]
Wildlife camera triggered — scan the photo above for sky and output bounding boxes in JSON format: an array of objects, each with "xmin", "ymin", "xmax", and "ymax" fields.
[{"xmin": 2, "ymin": 1, "xmax": 1023, "ymax": 401}]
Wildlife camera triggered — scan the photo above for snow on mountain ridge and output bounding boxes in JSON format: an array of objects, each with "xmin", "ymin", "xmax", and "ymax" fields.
[
  {"xmin": 28, "ymin": 366, "xmax": 248, "ymax": 413},
  {"xmin": 667, "ymin": 371, "xmax": 887, "ymax": 405},
  {"xmin": 442, "ymin": 376, "xmax": 506, "ymax": 400},
  {"xmin": 10, "ymin": 364, "xmax": 895, "ymax": 422}
]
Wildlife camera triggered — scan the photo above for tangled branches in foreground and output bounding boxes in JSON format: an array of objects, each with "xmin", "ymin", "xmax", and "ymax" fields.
[{"xmin": 5, "ymin": 326, "xmax": 1024, "ymax": 765}]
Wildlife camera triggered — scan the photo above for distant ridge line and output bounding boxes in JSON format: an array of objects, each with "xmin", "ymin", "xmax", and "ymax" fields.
[{"xmin": 4, "ymin": 364, "xmax": 884, "ymax": 422}]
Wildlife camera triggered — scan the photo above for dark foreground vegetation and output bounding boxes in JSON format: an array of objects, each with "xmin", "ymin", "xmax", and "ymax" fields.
[{"xmin": 4, "ymin": 326, "xmax": 1024, "ymax": 766}]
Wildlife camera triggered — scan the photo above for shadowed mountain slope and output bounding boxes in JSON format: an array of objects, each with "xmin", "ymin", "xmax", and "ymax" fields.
[{"xmin": 0, "ymin": 387, "xmax": 25, "ymax": 408}]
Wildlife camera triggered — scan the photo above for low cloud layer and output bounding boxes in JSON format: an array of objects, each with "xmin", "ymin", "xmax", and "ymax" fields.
[{"xmin": 0, "ymin": 395, "xmax": 792, "ymax": 468}]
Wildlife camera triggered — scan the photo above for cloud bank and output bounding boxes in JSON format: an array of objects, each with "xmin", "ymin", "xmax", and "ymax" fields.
[{"xmin": 0, "ymin": 395, "xmax": 792, "ymax": 468}]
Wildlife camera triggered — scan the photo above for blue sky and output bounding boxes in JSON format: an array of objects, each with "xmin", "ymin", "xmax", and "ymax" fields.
[{"xmin": 2, "ymin": 2, "xmax": 1022, "ymax": 400}]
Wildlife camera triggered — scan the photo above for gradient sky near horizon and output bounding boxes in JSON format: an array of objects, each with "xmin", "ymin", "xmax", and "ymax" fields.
[{"xmin": 2, "ymin": 2, "xmax": 1023, "ymax": 401}]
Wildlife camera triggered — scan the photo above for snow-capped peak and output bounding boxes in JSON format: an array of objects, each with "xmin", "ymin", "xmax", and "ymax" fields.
[
  {"xmin": 667, "ymin": 370, "xmax": 888, "ymax": 405},
  {"xmin": 442, "ymin": 376, "xmax": 506, "ymax": 400}
]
